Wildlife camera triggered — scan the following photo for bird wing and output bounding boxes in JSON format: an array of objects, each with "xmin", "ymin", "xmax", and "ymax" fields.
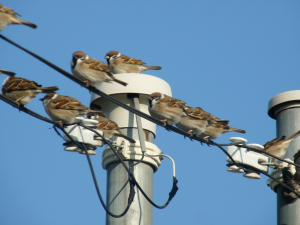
[
  {"xmin": 119, "ymin": 54, "xmax": 145, "ymax": 65},
  {"xmin": 263, "ymin": 136, "xmax": 286, "ymax": 150},
  {"xmin": 96, "ymin": 117, "xmax": 119, "ymax": 130},
  {"xmin": 3, "ymin": 77, "xmax": 40, "ymax": 92},
  {"xmin": 160, "ymin": 95, "xmax": 187, "ymax": 109},
  {"xmin": 0, "ymin": 4, "xmax": 20, "ymax": 16},
  {"xmin": 50, "ymin": 95, "xmax": 88, "ymax": 110},
  {"xmin": 84, "ymin": 58, "xmax": 111, "ymax": 73}
]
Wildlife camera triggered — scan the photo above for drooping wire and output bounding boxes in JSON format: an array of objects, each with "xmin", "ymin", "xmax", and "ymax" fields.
[
  {"xmin": 52, "ymin": 124, "xmax": 136, "ymax": 218},
  {"xmin": 80, "ymin": 125, "xmax": 179, "ymax": 208}
]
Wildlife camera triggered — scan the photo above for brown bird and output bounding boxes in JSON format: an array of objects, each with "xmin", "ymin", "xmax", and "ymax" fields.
[
  {"xmin": 1, "ymin": 71, "xmax": 58, "ymax": 106},
  {"xmin": 199, "ymin": 123, "xmax": 246, "ymax": 140},
  {"xmin": 93, "ymin": 115, "xmax": 136, "ymax": 143},
  {"xmin": 40, "ymin": 93, "xmax": 104, "ymax": 125},
  {"xmin": 176, "ymin": 106, "xmax": 229, "ymax": 137},
  {"xmin": 0, "ymin": 4, "xmax": 37, "ymax": 31},
  {"xmin": 105, "ymin": 51, "xmax": 162, "ymax": 74},
  {"xmin": 71, "ymin": 51, "xmax": 128, "ymax": 87},
  {"xmin": 262, "ymin": 130, "xmax": 300, "ymax": 162},
  {"xmin": 148, "ymin": 92, "xmax": 187, "ymax": 126}
]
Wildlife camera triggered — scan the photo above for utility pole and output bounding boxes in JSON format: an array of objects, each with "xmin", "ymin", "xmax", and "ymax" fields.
[
  {"xmin": 91, "ymin": 73, "xmax": 172, "ymax": 225},
  {"xmin": 268, "ymin": 90, "xmax": 300, "ymax": 225}
]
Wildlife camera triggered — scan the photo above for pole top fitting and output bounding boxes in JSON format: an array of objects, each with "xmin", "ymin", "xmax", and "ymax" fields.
[{"xmin": 268, "ymin": 90, "xmax": 300, "ymax": 119}]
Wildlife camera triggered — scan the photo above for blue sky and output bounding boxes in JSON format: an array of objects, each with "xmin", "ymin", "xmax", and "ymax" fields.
[{"xmin": 1, "ymin": 1, "xmax": 300, "ymax": 224}]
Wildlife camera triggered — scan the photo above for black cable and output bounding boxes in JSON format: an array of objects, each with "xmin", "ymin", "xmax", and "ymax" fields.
[
  {"xmin": 227, "ymin": 163, "xmax": 300, "ymax": 198},
  {"xmin": 54, "ymin": 126, "xmax": 136, "ymax": 218},
  {"xmin": 80, "ymin": 125, "xmax": 179, "ymax": 209}
]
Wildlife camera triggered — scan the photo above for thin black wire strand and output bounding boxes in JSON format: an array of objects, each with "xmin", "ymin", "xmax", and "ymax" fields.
[
  {"xmin": 50, "ymin": 125, "xmax": 136, "ymax": 218},
  {"xmin": 80, "ymin": 125, "xmax": 178, "ymax": 209},
  {"xmin": 228, "ymin": 163, "xmax": 300, "ymax": 198}
]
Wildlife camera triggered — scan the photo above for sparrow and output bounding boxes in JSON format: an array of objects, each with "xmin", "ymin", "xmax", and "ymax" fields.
[
  {"xmin": 1, "ymin": 71, "xmax": 59, "ymax": 106},
  {"xmin": 92, "ymin": 115, "xmax": 136, "ymax": 143},
  {"xmin": 176, "ymin": 106, "xmax": 229, "ymax": 137},
  {"xmin": 262, "ymin": 130, "xmax": 300, "ymax": 163},
  {"xmin": 0, "ymin": 4, "xmax": 37, "ymax": 31},
  {"xmin": 105, "ymin": 51, "xmax": 162, "ymax": 74},
  {"xmin": 199, "ymin": 123, "xmax": 246, "ymax": 140},
  {"xmin": 71, "ymin": 51, "xmax": 128, "ymax": 87},
  {"xmin": 148, "ymin": 92, "xmax": 187, "ymax": 126},
  {"xmin": 40, "ymin": 93, "xmax": 104, "ymax": 125}
]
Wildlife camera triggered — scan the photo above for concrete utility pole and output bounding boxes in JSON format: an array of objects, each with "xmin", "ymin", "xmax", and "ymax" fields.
[
  {"xmin": 91, "ymin": 73, "xmax": 172, "ymax": 225},
  {"xmin": 268, "ymin": 90, "xmax": 300, "ymax": 225}
]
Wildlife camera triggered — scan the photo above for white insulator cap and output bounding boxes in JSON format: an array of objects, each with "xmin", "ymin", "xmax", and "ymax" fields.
[
  {"xmin": 90, "ymin": 73, "xmax": 172, "ymax": 135},
  {"xmin": 102, "ymin": 138, "xmax": 162, "ymax": 172}
]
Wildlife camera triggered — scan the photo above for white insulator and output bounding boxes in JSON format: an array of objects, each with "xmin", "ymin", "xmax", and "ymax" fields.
[
  {"xmin": 63, "ymin": 117, "xmax": 104, "ymax": 147},
  {"xmin": 226, "ymin": 137, "xmax": 269, "ymax": 179},
  {"xmin": 102, "ymin": 137, "xmax": 162, "ymax": 172}
]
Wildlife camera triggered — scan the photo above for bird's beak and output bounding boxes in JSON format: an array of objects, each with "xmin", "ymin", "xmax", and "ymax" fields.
[
  {"xmin": 39, "ymin": 97, "xmax": 45, "ymax": 101},
  {"xmin": 104, "ymin": 56, "xmax": 109, "ymax": 59}
]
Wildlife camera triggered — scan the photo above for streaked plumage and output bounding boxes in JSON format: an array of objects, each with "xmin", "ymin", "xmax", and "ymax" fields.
[
  {"xmin": 1, "ymin": 72, "xmax": 58, "ymax": 106},
  {"xmin": 93, "ymin": 115, "xmax": 136, "ymax": 143},
  {"xmin": 105, "ymin": 51, "xmax": 162, "ymax": 74},
  {"xmin": 71, "ymin": 51, "xmax": 127, "ymax": 87},
  {"xmin": 40, "ymin": 93, "xmax": 104, "ymax": 125},
  {"xmin": 0, "ymin": 4, "xmax": 37, "ymax": 31}
]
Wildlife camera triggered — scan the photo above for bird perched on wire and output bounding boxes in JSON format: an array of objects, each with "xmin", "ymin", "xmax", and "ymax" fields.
[
  {"xmin": 1, "ymin": 70, "xmax": 59, "ymax": 106},
  {"xmin": 148, "ymin": 92, "xmax": 187, "ymax": 126},
  {"xmin": 195, "ymin": 109, "xmax": 245, "ymax": 140},
  {"xmin": 262, "ymin": 130, "xmax": 300, "ymax": 163},
  {"xmin": 104, "ymin": 51, "xmax": 162, "ymax": 74},
  {"xmin": 199, "ymin": 123, "xmax": 246, "ymax": 140},
  {"xmin": 0, "ymin": 4, "xmax": 37, "ymax": 31},
  {"xmin": 92, "ymin": 115, "xmax": 136, "ymax": 143},
  {"xmin": 40, "ymin": 93, "xmax": 104, "ymax": 125},
  {"xmin": 71, "ymin": 51, "xmax": 128, "ymax": 87},
  {"xmin": 176, "ymin": 106, "xmax": 229, "ymax": 137}
]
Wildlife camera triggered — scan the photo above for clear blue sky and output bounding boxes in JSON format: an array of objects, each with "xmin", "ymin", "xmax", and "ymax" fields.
[{"xmin": 1, "ymin": 1, "xmax": 299, "ymax": 224}]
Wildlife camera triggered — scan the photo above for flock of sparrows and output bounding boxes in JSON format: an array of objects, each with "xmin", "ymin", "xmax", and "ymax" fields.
[{"xmin": 1, "ymin": 3, "xmax": 299, "ymax": 163}]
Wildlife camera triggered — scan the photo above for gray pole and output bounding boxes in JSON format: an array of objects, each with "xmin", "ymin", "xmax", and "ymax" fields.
[
  {"xmin": 105, "ymin": 129, "xmax": 155, "ymax": 225},
  {"xmin": 268, "ymin": 90, "xmax": 300, "ymax": 225}
]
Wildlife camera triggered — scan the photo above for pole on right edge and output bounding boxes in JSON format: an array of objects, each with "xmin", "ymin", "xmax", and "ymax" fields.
[{"xmin": 268, "ymin": 90, "xmax": 300, "ymax": 225}]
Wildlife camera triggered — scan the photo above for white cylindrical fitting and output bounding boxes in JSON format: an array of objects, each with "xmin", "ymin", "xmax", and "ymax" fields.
[{"xmin": 90, "ymin": 73, "xmax": 172, "ymax": 135}]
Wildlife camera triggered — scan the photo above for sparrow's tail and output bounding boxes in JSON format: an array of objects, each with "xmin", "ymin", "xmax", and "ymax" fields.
[
  {"xmin": 112, "ymin": 77, "xmax": 128, "ymax": 86},
  {"xmin": 39, "ymin": 86, "xmax": 59, "ymax": 93},
  {"xmin": 0, "ymin": 69, "xmax": 16, "ymax": 76},
  {"xmin": 225, "ymin": 126, "xmax": 246, "ymax": 134},
  {"xmin": 114, "ymin": 132, "xmax": 136, "ymax": 143},
  {"xmin": 19, "ymin": 19, "xmax": 37, "ymax": 29},
  {"xmin": 286, "ymin": 130, "xmax": 300, "ymax": 141},
  {"xmin": 146, "ymin": 66, "xmax": 162, "ymax": 70}
]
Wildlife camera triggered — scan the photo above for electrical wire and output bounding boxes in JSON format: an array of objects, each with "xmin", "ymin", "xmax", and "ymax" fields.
[
  {"xmin": 80, "ymin": 125, "xmax": 179, "ymax": 208},
  {"xmin": 52, "ymin": 124, "xmax": 136, "ymax": 218}
]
